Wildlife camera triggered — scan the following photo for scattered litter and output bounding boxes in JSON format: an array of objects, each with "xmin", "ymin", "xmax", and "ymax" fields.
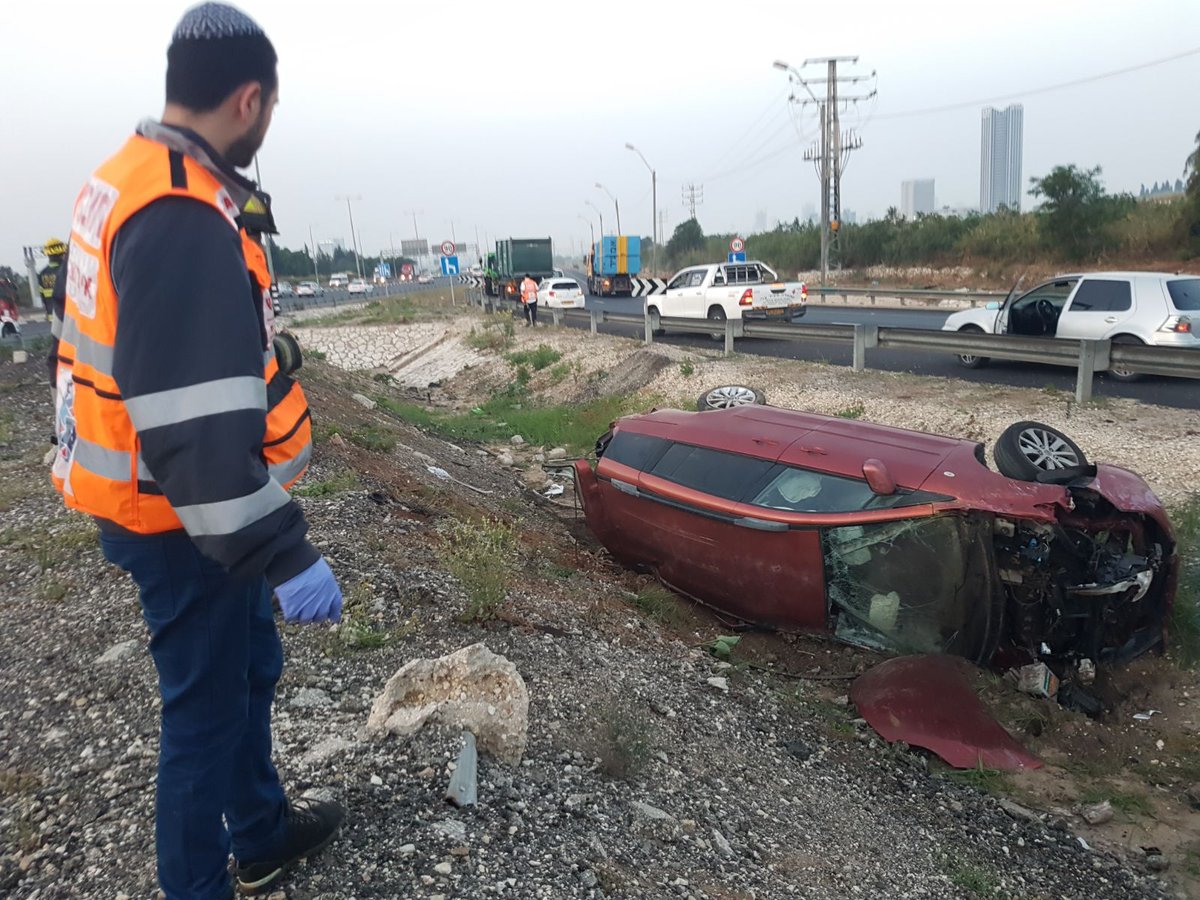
[
  {"xmin": 1077, "ymin": 837, "xmax": 1091, "ymax": 851},
  {"xmin": 445, "ymin": 731, "xmax": 478, "ymax": 808},
  {"xmin": 543, "ymin": 484, "xmax": 564, "ymax": 498},
  {"xmin": 425, "ymin": 465, "xmax": 494, "ymax": 496},
  {"xmin": 1076, "ymin": 658, "xmax": 1096, "ymax": 685},
  {"xmin": 1133, "ymin": 709, "xmax": 1162, "ymax": 721},
  {"xmin": 1012, "ymin": 662, "xmax": 1060, "ymax": 699},
  {"xmin": 1156, "ymin": 739, "xmax": 1165, "ymax": 751}
]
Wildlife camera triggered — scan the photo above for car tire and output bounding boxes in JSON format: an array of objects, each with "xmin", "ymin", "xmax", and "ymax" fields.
[
  {"xmin": 994, "ymin": 421, "xmax": 1088, "ymax": 480},
  {"xmin": 697, "ymin": 384, "xmax": 766, "ymax": 411},
  {"xmin": 956, "ymin": 325, "xmax": 990, "ymax": 369},
  {"xmin": 273, "ymin": 331, "xmax": 303, "ymax": 376},
  {"xmin": 647, "ymin": 306, "xmax": 664, "ymax": 336},
  {"xmin": 707, "ymin": 306, "xmax": 727, "ymax": 341},
  {"xmin": 1107, "ymin": 334, "xmax": 1144, "ymax": 382},
  {"xmin": 1, "ymin": 323, "xmax": 15, "ymax": 339}
]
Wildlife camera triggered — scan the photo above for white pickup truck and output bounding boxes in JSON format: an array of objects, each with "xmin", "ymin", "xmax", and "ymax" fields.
[{"xmin": 646, "ymin": 260, "xmax": 807, "ymax": 336}]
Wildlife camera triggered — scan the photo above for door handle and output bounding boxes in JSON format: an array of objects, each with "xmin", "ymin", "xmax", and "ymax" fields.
[{"xmin": 1104, "ymin": 316, "xmax": 1117, "ymax": 323}]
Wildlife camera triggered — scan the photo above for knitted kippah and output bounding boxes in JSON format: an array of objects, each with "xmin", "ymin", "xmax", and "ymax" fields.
[{"xmin": 173, "ymin": 2, "xmax": 264, "ymax": 41}]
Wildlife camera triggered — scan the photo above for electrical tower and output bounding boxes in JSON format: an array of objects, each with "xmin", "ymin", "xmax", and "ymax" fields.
[
  {"xmin": 778, "ymin": 57, "xmax": 876, "ymax": 282},
  {"xmin": 682, "ymin": 183, "xmax": 704, "ymax": 221}
]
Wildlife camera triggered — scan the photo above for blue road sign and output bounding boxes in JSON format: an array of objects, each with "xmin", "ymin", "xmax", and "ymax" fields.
[
  {"xmin": 727, "ymin": 251, "xmax": 747, "ymax": 263},
  {"xmin": 440, "ymin": 255, "xmax": 460, "ymax": 276}
]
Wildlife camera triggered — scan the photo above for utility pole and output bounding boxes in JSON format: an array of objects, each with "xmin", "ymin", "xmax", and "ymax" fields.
[
  {"xmin": 253, "ymin": 156, "xmax": 277, "ymax": 287},
  {"xmin": 309, "ymin": 225, "xmax": 320, "ymax": 283},
  {"xmin": 774, "ymin": 57, "xmax": 875, "ymax": 283},
  {"xmin": 682, "ymin": 183, "xmax": 704, "ymax": 221},
  {"xmin": 337, "ymin": 194, "xmax": 364, "ymax": 279}
]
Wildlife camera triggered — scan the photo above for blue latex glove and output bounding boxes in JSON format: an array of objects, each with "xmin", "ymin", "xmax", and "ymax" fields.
[{"xmin": 274, "ymin": 557, "xmax": 342, "ymax": 624}]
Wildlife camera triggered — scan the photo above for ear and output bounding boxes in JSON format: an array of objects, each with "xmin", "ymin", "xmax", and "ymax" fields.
[{"xmin": 231, "ymin": 81, "xmax": 263, "ymax": 124}]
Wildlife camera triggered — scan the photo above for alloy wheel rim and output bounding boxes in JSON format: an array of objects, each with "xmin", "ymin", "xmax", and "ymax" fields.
[
  {"xmin": 1017, "ymin": 428, "xmax": 1080, "ymax": 470},
  {"xmin": 705, "ymin": 386, "xmax": 759, "ymax": 408}
]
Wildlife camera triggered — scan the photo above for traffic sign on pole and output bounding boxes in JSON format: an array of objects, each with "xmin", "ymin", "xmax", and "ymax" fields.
[
  {"xmin": 440, "ymin": 240, "xmax": 456, "ymax": 256},
  {"xmin": 730, "ymin": 237, "xmax": 745, "ymax": 253},
  {"xmin": 440, "ymin": 255, "xmax": 460, "ymax": 276},
  {"xmin": 727, "ymin": 251, "xmax": 746, "ymax": 263}
]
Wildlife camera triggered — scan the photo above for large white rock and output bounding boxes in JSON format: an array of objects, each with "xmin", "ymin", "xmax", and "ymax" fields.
[{"xmin": 364, "ymin": 643, "xmax": 529, "ymax": 765}]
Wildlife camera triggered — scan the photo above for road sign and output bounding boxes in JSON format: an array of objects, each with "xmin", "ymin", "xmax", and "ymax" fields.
[
  {"xmin": 727, "ymin": 251, "xmax": 747, "ymax": 263},
  {"xmin": 440, "ymin": 240, "xmax": 456, "ymax": 256},
  {"xmin": 440, "ymin": 255, "xmax": 459, "ymax": 276},
  {"xmin": 730, "ymin": 237, "xmax": 745, "ymax": 253},
  {"xmin": 401, "ymin": 262, "xmax": 414, "ymax": 276}
]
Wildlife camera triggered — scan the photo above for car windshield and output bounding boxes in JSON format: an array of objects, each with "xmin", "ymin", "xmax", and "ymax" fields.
[
  {"xmin": 1167, "ymin": 278, "xmax": 1200, "ymax": 311},
  {"xmin": 750, "ymin": 467, "xmax": 942, "ymax": 513},
  {"xmin": 823, "ymin": 515, "xmax": 998, "ymax": 662}
]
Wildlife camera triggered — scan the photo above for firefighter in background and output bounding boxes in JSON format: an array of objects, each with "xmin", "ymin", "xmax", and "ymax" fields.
[
  {"xmin": 38, "ymin": 238, "xmax": 67, "ymax": 321},
  {"xmin": 520, "ymin": 272, "xmax": 539, "ymax": 327}
]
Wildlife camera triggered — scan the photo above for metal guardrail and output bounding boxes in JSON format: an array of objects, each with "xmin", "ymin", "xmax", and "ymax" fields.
[
  {"xmin": 810, "ymin": 285, "xmax": 1008, "ymax": 309},
  {"xmin": 549, "ymin": 307, "xmax": 1200, "ymax": 404}
]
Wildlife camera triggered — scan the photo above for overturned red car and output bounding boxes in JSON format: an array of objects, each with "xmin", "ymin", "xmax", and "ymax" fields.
[{"xmin": 574, "ymin": 403, "xmax": 1177, "ymax": 670}]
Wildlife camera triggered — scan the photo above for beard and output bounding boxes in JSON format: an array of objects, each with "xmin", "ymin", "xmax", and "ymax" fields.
[{"xmin": 225, "ymin": 107, "xmax": 270, "ymax": 169}]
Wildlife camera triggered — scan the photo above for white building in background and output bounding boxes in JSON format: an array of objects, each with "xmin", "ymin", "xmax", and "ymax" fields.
[
  {"xmin": 980, "ymin": 104, "xmax": 1024, "ymax": 213},
  {"xmin": 900, "ymin": 179, "xmax": 935, "ymax": 219}
]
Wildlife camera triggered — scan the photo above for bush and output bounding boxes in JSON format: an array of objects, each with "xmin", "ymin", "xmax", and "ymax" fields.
[
  {"xmin": 506, "ymin": 344, "xmax": 562, "ymax": 371},
  {"xmin": 441, "ymin": 518, "xmax": 519, "ymax": 622},
  {"xmin": 1170, "ymin": 493, "xmax": 1200, "ymax": 667}
]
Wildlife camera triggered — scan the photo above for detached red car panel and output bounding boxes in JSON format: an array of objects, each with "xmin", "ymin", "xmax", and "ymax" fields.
[{"xmin": 574, "ymin": 406, "xmax": 1177, "ymax": 668}]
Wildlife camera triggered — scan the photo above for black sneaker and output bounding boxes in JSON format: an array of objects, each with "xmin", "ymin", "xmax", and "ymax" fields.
[{"xmin": 235, "ymin": 798, "xmax": 346, "ymax": 895}]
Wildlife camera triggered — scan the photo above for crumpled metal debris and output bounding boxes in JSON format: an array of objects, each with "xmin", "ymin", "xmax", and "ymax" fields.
[{"xmin": 445, "ymin": 731, "xmax": 478, "ymax": 808}]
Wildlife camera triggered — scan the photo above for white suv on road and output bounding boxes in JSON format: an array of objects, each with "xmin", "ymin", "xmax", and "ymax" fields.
[{"xmin": 943, "ymin": 271, "xmax": 1199, "ymax": 380}]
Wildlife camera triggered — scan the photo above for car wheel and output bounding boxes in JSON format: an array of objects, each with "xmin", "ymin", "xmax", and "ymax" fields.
[
  {"xmin": 647, "ymin": 306, "xmax": 664, "ymax": 336},
  {"xmin": 707, "ymin": 306, "xmax": 727, "ymax": 341},
  {"xmin": 697, "ymin": 384, "xmax": 766, "ymax": 411},
  {"xmin": 994, "ymin": 421, "xmax": 1088, "ymax": 480},
  {"xmin": 273, "ymin": 331, "xmax": 303, "ymax": 375},
  {"xmin": 0, "ymin": 323, "xmax": 15, "ymax": 339},
  {"xmin": 956, "ymin": 325, "xmax": 990, "ymax": 369},
  {"xmin": 1107, "ymin": 334, "xmax": 1144, "ymax": 382}
]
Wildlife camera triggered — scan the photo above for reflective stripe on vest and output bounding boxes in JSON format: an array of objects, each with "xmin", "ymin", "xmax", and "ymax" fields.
[{"xmin": 52, "ymin": 134, "xmax": 313, "ymax": 532}]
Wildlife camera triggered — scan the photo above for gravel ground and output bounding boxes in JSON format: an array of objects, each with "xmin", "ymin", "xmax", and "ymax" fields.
[{"xmin": 0, "ymin": 349, "xmax": 1182, "ymax": 899}]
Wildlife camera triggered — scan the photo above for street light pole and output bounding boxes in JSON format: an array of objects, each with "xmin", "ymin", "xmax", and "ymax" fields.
[
  {"xmin": 309, "ymin": 225, "xmax": 320, "ymax": 283},
  {"xmin": 253, "ymin": 155, "xmax": 277, "ymax": 287},
  {"xmin": 595, "ymin": 182, "xmax": 620, "ymax": 234},
  {"xmin": 584, "ymin": 200, "xmax": 604, "ymax": 240},
  {"xmin": 337, "ymin": 194, "xmax": 364, "ymax": 280},
  {"xmin": 625, "ymin": 143, "xmax": 657, "ymax": 276}
]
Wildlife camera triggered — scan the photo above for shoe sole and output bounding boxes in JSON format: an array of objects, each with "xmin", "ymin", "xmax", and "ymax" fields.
[{"xmin": 236, "ymin": 828, "xmax": 341, "ymax": 896}]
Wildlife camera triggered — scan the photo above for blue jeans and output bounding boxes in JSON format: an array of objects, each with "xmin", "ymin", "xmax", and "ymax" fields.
[{"xmin": 101, "ymin": 531, "xmax": 288, "ymax": 899}]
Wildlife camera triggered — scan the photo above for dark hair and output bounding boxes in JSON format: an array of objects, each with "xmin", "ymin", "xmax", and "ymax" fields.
[{"xmin": 166, "ymin": 33, "xmax": 277, "ymax": 112}]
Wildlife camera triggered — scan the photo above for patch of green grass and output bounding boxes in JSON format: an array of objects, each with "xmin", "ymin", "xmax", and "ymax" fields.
[
  {"xmin": 592, "ymin": 697, "xmax": 655, "ymax": 779},
  {"xmin": 466, "ymin": 314, "xmax": 516, "ymax": 352},
  {"xmin": 835, "ymin": 401, "xmax": 866, "ymax": 419},
  {"xmin": 1170, "ymin": 493, "xmax": 1200, "ymax": 667},
  {"xmin": 547, "ymin": 361, "xmax": 575, "ymax": 385},
  {"xmin": 0, "ymin": 411, "xmax": 13, "ymax": 444},
  {"xmin": 1079, "ymin": 787, "xmax": 1154, "ymax": 817},
  {"xmin": 311, "ymin": 422, "xmax": 341, "ymax": 445},
  {"xmin": 679, "ymin": 360, "xmax": 695, "ymax": 377},
  {"xmin": 506, "ymin": 344, "xmax": 562, "ymax": 371},
  {"xmin": 377, "ymin": 391, "xmax": 635, "ymax": 456},
  {"xmin": 39, "ymin": 578, "xmax": 69, "ymax": 602},
  {"xmin": 947, "ymin": 762, "xmax": 1011, "ymax": 796},
  {"xmin": 440, "ymin": 518, "xmax": 519, "ymax": 622},
  {"xmin": 347, "ymin": 425, "xmax": 396, "ymax": 453},
  {"xmin": 943, "ymin": 856, "xmax": 999, "ymax": 896},
  {"xmin": 543, "ymin": 562, "xmax": 577, "ymax": 581},
  {"xmin": 628, "ymin": 583, "xmax": 681, "ymax": 626},
  {"xmin": 294, "ymin": 470, "xmax": 359, "ymax": 497},
  {"xmin": 306, "ymin": 348, "xmax": 327, "ymax": 361}
]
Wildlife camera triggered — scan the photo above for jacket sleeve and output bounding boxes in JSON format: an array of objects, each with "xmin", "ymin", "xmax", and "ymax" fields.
[{"xmin": 110, "ymin": 196, "xmax": 319, "ymax": 585}]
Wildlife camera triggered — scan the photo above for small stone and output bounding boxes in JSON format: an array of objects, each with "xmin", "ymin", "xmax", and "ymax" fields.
[
  {"xmin": 712, "ymin": 829, "xmax": 734, "ymax": 857},
  {"xmin": 13, "ymin": 350, "xmax": 28, "ymax": 364},
  {"xmin": 267, "ymin": 892, "xmax": 287, "ymax": 900},
  {"xmin": 1081, "ymin": 801, "xmax": 1114, "ymax": 825},
  {"xmin": 434, "ymin": 861, "xmax": 453, "ymax": 875},
  {"xmin": 115, "ymin": 894, "xmax": 131, "ymax": 900},
  {"xmin": 547, "ymin": 447, "xmax": 568, "ymax": 461},
  {"xmin": 450, "ymin": 846, "xmax": 470, "ymax": 857},
  {"xmin": 369, "ymin": 774, "xmax": 383, "ymax": 786},
  {"xmin": 706, "ymin": 676, "xmax": 729, "ymax": 693},
  {"xmin": 631, "ymin": 801, "xmax": 675, "ymax": 823},
  {"xmin": 579, "ymin": 869, "xmax": 598, "ymax": 889},
  {"xmin": 290, "ymin": 688, "xmax": 333, "ymax": 709},
  {"xmin": 352, "ymin": 393, "xmax": 377, "ymax": 409},
  {"xmin": 433, "ymin": 819, "xmax": 468, "ymax": 843},
  {"xmin": 1145, "ymin": 852, "xmax": 1170, "ymax": 873},
  {"xmin": 399, "ymin": 843, "xmax": 417, "ymax": 856},
  {"xmin": 329, "ymin": 433, "xmax": 348, "ymax": 448},
  {"xmin": 418, "ymin": 767, "xmax": 436, "ymax": 779},
  {"xmin": 95, "ymin": 639, "xmax": 140, "ymax": 665},
  {"xmin": 510, "ymin": 435, "xmax": 526, "ymax": 446},
  {"xmin": 497, "ymin": 452, "xmax": 515, "ymax": 467},
  {"xmin": 1185, "ymin": 784, "xmax": 1200, "ymax": 810},
  {"xmin": 999, "ymin": 799, "xmax": 1041, "ymax": 824}
]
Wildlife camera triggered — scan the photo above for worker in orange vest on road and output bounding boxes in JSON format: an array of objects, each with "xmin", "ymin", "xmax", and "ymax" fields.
[{"xmin": 520, "ymin": 272, "xmax": 539, "ymax": 327}]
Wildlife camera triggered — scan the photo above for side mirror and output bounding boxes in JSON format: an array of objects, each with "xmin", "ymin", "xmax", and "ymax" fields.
[
  {"xmin": 985, "ymin": 301, "xmax": 1000, "ymax": 310},
  {"xmin": 862, "ymin": 458, "xmax": 897, "ymax": 495}
]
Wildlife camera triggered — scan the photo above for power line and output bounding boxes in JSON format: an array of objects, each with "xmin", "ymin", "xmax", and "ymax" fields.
[{"xmin": 875, "ymin": 45, "xmax": 1200, "ymax": 121}]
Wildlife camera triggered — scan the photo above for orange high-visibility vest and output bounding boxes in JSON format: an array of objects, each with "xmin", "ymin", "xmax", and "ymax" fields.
[
  {"xmin": 52, "ymin": 133, "xmax": 312, "ymax": 533},
  {"xmin": 520, "ymin": 278, "xmax": 538, "ymax": 304}
]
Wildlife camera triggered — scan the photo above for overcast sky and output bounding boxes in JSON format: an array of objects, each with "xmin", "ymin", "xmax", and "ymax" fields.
[{"xmin": 3, "ymin": 0, "xmax": 1199, "ymax": 271}]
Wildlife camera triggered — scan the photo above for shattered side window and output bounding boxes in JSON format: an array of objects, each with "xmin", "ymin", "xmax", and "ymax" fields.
[
  {"xmin": 823, "ymin": 515, "xmax": 998, "ymax": 662},
  {"xmin": 749, "ymin": 466, "xmax": 944, "ymax": 513}
]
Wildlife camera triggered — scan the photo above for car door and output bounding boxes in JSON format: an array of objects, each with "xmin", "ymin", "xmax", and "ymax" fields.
[
  {"xmin": 663, "ymin": 268, "xmax": 706, "ymax": 318},
  {"xmin": 997, "ymin": 279, "xmax": 1079, "ymax": 336},
  {"xmin": 1055, "ymin": 277, "xmax": 1136, "ymax": 340}
]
